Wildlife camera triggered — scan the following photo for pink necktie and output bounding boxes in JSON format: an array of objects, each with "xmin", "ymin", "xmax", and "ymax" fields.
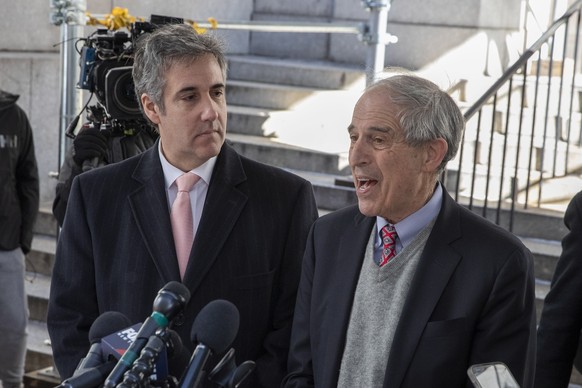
[
  {"xmin": 171, "ymin": 173, "xmax": 200, "ymax": 279},
  {"xmin": 379, "ymin": 224, "xmax": 398, "ymax": 267}
]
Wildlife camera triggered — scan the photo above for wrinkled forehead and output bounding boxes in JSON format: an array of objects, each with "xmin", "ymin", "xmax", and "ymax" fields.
[{"xmin": 352, "ymin": 88, "xmax": 401, "ymax": 123}]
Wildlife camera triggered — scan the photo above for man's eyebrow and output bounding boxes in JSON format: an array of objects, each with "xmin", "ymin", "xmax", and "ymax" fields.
[
  {"xmin": 177, "ymin": 86, "xmax": 197, "ymax": 94},
  {"xmin": 369, "ymin": 126, "xmax": 391, "ymax": 133},
  {"xmin": 347, "ymin": 125, "xmax": 392, "ymax": 134},
  {"xmin": 176, "ymin": 83, "xmax": 225, "ymax": 94}
]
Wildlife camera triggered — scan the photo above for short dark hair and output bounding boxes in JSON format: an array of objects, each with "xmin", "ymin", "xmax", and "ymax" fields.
[{"xmin": 132, "ymin": 23, "xmax": 227, "ymax": 119}]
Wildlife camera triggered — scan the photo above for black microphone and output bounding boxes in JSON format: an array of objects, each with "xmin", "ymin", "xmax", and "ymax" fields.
[
  {"xmin": 57, "ymin": 361, "xmax": 117, "ymax": 388},
  {"xmin": 118, "ymin": 329, "xmax": 168, "ymax": 387},
  {"xmin": 57, "ymin": 330, "xmax": 185, "ymax": 388},
  {"xmin": 57, "ymin": 311, "xmax": 132, "ymax": 388},
  {"xmin": 104, "ymin": 281, "xmax": 191, "ymax": 388},
  {"xmin": 118, "ymin": 328, "xmax": 184, "ymax": 387},
  {"xmin": 73, "ymin": 311, "xmax": 132, "ymax": 374},
  {"xmin": 178, "ymin": 299, "xmax": 240, "ymax": 388}
]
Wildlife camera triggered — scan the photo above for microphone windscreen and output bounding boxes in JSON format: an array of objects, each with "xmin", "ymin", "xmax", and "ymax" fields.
[
  {"xmin": 88, "ymin": 311, "xmax": 132, "ymax": 345},
  {"xmin": 162, "ymin": 281, "xmax": 191, "ymax": 300},
  {"xmin": 191, "ymin": 300, "xmax": 239, "ymax": 354},
  {"xmin": 153, "ymin": 281, "xmax": 191, "ymax": 319}
]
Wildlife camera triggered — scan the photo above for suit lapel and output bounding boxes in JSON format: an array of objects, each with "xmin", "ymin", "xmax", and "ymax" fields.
[
  {"xmin": 183, "ymin": 143, "xmax": 247, "ymax": 292},
  {"xmin": 128, "ymin": 143, "xmax": 180, "ymax": 283},
  {"xmin": 384, "ymin": 191, "xmax": 463, "ymax": 387},
  {"xmin": 324, "ymin": 211, "xmax": 375, "ymax": 387}
]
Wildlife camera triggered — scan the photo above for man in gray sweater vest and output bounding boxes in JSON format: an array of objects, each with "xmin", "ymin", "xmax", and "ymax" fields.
[{"xmin": 283, "ymin": 73, "xmax": 536, "ymax": 388}]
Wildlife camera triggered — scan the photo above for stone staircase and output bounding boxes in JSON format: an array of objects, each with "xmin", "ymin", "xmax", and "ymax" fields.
[{"xmin": 23, "ymin": 54, "xmax": 581, "ymax": 386}]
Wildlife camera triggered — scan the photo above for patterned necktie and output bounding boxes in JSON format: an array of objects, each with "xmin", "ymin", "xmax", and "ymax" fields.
[
  {"xmin": 379, "ymin": 224, "xmax": 398, "ymax": 267},
  {"xmin": 170, "ymin": 173, "xmax": 200, "ymax": 279}
]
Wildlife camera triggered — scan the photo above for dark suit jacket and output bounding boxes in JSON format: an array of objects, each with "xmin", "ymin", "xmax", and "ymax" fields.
[
  {"xmin": 283, "ymin": 188, "xmax": 536, "ymax": 388},
  {"xmin": 536, "ymin": 190, "xmax": 582, "ymax": 388},
  {"xmin": 47, "ymin": 141, "xmax": 318, "ymax": 387}
]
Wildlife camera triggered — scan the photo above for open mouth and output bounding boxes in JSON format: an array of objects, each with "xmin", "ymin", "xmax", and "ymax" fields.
[{"xmin": 356, "ymin": 178, "xmax": 378, "ymax": 191}]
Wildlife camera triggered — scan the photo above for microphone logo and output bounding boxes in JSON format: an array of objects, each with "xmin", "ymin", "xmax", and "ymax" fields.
[{"xmin": 101, "ymin": 324, "xmax": 141, "ymax": 358}]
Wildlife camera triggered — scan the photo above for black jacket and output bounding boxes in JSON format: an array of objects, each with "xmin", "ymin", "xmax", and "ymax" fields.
[
  {"xmin": 52, "ymin": 124, "xmax": 158, "ymax": 226},
  {"xmin": 536, "ymin": 190, "xmax": 582, "ymax": 388},
  {"xmin": 0, "ymin": 90, "xmax": 39, "ymax": 253}
]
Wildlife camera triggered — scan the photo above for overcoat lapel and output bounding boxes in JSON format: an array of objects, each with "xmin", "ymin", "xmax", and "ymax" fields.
[
  {"xmin": 128, "ymin": 143, "xmax": 180, "ymax": 282},
  {"xmin": 384, "ymin": 191, "xmax": 463, "ymax": 387},
  {"xmin": 183, "ymin": 143, "xmax": 247, "ymax": 292},
  {"xmin": 323, "ymin": 211, "xmax": 376, "ymax": 387}
]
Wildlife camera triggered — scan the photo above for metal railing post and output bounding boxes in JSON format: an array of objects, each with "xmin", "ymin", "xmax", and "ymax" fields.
[
  {"xmin": 50, "ymin": 0, "xmax": 86, "ymax": 170},
  {"xmin": 361, "ymin": 0, "xmax": 396, "ymax": 86}
]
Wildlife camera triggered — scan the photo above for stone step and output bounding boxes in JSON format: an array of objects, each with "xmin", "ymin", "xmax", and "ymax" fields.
[
  {"xmin": 227, "ymin": 54, "xmax": 364, "ymax": 90},
  {"xmin": 33, "ymin": 203, "xmax": 58, "ymax": 238},
  {"xmin": 226, "ymin": 133, "xmax": 349, "ymax": 174},
  {"xmin": 24, "ymin": 366, "xmax": 61, "ymax": 388},
  {"xmin": 227, "ymin": 104, "xmax": 274, "ymax": 136},
  {"xmin": 28, "ymin": 233, "xmax": 57, "ymax": 277},
  {"xmin": 522, "ymin": 237, "xmax": 562, "ymax": 282},
  {"xmin": 26, "ymin": 319, "xmax": 54, "ymax": 374},
  {"xmin": 226, "ymin": 79, "xmax": 320, "ymax": 110},
  {"xmin": 26, "ymin": 272, "xmax": 51, "ymax": 322}
]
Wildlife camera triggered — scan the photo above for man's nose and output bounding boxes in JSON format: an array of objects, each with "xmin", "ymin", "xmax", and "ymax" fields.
[
  {"xmin": 349, "ymin": 138, "xmax": 368, "ymax": 166},
  {"xmin": 200, "ymin": 97, "xmax": 219, "ymax": 121}
]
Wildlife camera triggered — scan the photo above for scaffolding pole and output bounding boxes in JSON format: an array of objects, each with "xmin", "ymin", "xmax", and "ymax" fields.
[
  {"xmin": 361, "ymin": 0, "xmax": 396, "ymax": 86},
  {"xmin": 50, "ymin": 0, "xmax": 86, "ymax": 171}
]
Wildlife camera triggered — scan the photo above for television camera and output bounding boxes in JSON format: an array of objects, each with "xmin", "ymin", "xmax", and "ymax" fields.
[{"xmin": 68, "ymin": 15, "xmax": 183, "ymax": 138}]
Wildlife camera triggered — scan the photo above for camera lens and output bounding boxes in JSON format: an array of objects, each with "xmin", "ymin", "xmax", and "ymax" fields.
[{"xmin": 105, "ymin": 66, "xmax": 142, "ymax": 119}]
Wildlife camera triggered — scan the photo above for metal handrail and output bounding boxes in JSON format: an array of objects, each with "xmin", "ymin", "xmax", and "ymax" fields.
[
  {"xmin": 165, "ymin": 20, "xmax": 365, "ymax": 35},
  {"xmin": 450, "ymin": 0, "xmax": 582, "ymax": 233},
  {"xmin": 464, "ymin": 0, "xmax": 582, "ymax": 120}
]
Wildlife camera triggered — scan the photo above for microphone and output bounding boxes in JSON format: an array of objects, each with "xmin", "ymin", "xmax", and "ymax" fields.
[
  {"xmin": 73, "ymin": 311, "xmax": 132, "ymax": 374},
  {"xmin": 58, "ymin": 361, "xmax": 118, "ymax": 388},
  {"xmin": 208, "ymin": 348, "xmax": 255, "ymax": 388},
  {"xmin": 57, "ymin": 329, "xmax": 185, "ymax": 388},
  {"xmin": 104, "ymin": 281, "xmax": 191, "ymax": 388},
  {"xmin": 118, "ymin": 329, "xmax": 184, "ymax": 387},
  {"xmin": 58, "ymin": 311, "xmax": 132, "ymax": 388},
  {"xmin": 178, "ymin": 299, "xmax": 240, "ymax": 388}
]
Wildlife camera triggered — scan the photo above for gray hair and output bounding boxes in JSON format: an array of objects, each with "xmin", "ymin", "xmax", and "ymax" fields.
[
  {"xmin": 132, "ymin": 23, "xmax": 228, "ymax": 123},
  {"xmin": 367, "ymin": 74, "xmax": 465, "ymax": 174}
]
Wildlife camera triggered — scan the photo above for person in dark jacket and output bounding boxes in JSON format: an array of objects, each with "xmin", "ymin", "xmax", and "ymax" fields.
[
  {"xmin": 47, "ymin": 24, "xmax": 318, "ymax": 386},
  {"xmin": 52, "ymin": 122, "xmax": 158, "ymax": 226},
  {"xmin": 536, "ymin": 190, "xmax": 582, "ymax": 387},
  {"xmin": 0, "ymin": 89, "xmax": 39, "ymax": 388},
  {"xmin": 283, "ymin": 74, "xmax": 536, "ymax": 388}
]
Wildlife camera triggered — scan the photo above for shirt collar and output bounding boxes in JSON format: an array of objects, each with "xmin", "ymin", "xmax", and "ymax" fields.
[
  {"xmin": 158, "ymin": 140, "xmax": 217, "ymax": 190},
  {"xmin": 376, "ymin": 182, "xmax": 442, "ymax": 248}
]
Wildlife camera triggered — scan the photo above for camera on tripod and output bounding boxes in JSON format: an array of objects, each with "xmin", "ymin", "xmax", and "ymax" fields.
[{"xmin": 76, "ymin": 15, "xmax": 183, "ymax": 130}]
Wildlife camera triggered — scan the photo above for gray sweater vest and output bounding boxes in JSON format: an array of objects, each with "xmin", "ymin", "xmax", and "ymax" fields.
[{"xmin": 337, "ymin": 221, "xmax": 435, "ymax": 387}]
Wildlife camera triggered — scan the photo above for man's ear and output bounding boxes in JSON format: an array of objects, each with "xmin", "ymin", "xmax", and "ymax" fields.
[
  {"xmin": 141, "ymin": 94, "xmax": 160, "ymax": 124},
  {"xmin": 424, "ymin": 138, "xmax": 448, "ymax": 172}
]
